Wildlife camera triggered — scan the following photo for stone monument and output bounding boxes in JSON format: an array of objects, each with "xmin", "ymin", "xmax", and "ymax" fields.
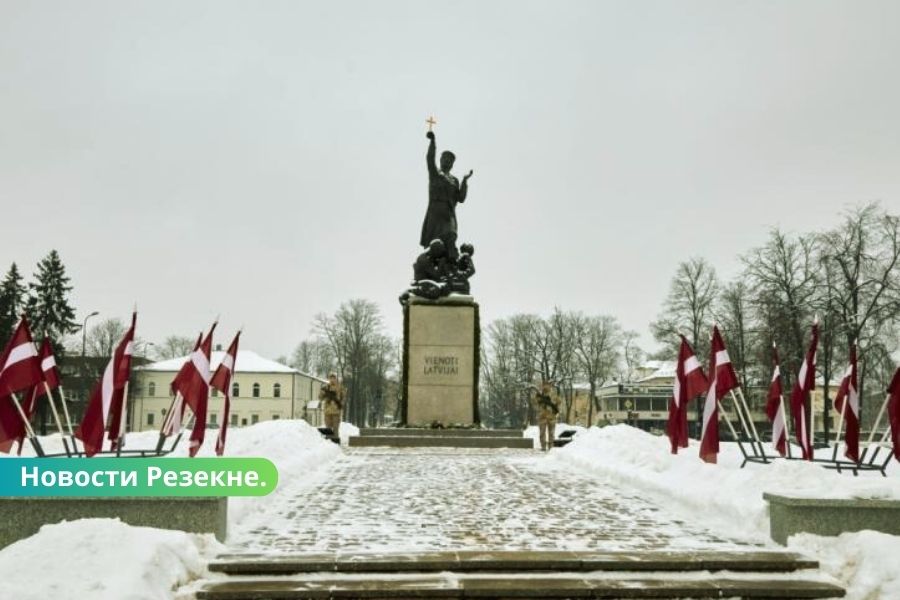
[{"xmin": 400, "ymin": 117, "xmax": 480, "ymax": 426}]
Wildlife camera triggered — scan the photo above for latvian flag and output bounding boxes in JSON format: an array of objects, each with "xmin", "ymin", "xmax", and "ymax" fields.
[
  {"xmin": 765, "ymin": 344, "xmax": 788, "ymax": 457},
  {"xmin": 790, "ymin": 321, "xmax": 818, "ymax": 461},
  {"xmin": 161, "ymin": 333, "xmax": 203, "ymax": 437},
  {"xmin": 888, "ymin": 367, "xmax": 900, "ymax": 463},
  {"xmin": 75, "ymin": 313, "xmax": 136, "ymax": 457},
  {"xmin": 210, "ymin": 331, "xmax": 240, "ymax": 456},
  {"xmin": 172, "ymin": 323, "xmax": 215, "ymax": 457},
  {"xmin": 33, "ymin": 337, "xmax": 61, "ymax": 413},
  {"xmin": 834, "ymin": 343, "xmax": 860, "ymax": 463},
  {"xmin": 0, "ymin": 317, "xmax": 42, "ymax": 451},
  {"xmin": 667, "ymin": 335, "xmax": 708, "ymax": 454},
  {"xmin": 700, "ymin": 326, "xmax": 740, "ymax": 463}
]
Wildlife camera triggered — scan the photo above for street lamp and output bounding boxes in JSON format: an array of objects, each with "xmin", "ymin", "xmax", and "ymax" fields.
[{"xmin": 81, "ymin": 311, "xmax": 99, "ymax": 357}]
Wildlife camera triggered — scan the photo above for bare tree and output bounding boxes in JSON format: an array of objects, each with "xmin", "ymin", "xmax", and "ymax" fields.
[
  {"xmin": 314, "ymin": 299, "xmax": 390, "ymax": 426},
  {"xmin": 716, "ymin": 280, "xmax": 754, "ymax": 391},
  {"xmin": 651, "ymin": 257, "xmax": 719, "ymax": 358},
  {"xmin": 155, "ymin": 335, "xmax": 197, "ymax": 360},
  {"xmin": 573, "ymin": 314, "xmax": 622, "ymax": 425},
  {"xmin": 820, "ymin": 203, "xmax": 900, "ymax": 420},
  {"xmin": 291, "ymin": 338, "xmax": 337, "ymax": 376},
  {"xmin": 743, "ymin": 229, "xmax": 819, "ymax": 382},
  {"xmin": 84, "ymin": 318, "xmax": 127, "ymax": 357},
  {"xmin": 620, "ymin": 330, "xmax": 644, "ymax": 383}
]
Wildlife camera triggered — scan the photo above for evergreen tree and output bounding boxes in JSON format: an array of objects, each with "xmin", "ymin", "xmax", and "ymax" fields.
[
  {"xmin": 26, "ymin": 250, "xmax": 78, "ymax": 351},
  {"xmin": 0, "ymin": 263, "xmax": 28, "ymax": 347}
]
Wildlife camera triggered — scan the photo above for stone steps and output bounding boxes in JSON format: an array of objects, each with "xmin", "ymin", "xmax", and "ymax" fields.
[
  {"xmin": 197, "ymin": 551, "xmax": 845, "ymax": 599},
  {"xmin": 209, "ymin": 550, "xmax": 818, "ymax": 575},
  {"xmin": 358, "ymin": 428, "xmax": 524, "ymax": 438},
  {"xmin": 348, "ymin": 435, "xmax": 533, "ymax": 449}
]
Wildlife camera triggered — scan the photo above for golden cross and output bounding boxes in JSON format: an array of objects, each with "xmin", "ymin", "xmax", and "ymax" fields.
[{"xmin": 426, "ymin": 114, "xmax": 437, "ymax": 132}]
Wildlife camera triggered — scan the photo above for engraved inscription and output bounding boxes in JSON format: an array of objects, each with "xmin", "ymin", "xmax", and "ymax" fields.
[{"xmin": 423, "ymin": 355, "xmax": 460, "ymax": 376}]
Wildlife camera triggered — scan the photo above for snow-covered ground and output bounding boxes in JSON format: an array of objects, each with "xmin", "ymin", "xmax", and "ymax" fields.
[
  {"xmin": 0, "ymin": 419, "xmax": 341, "ymax": 600},
  {"xmin": 523, "ymin": 422, "xmax": 586, "ymax": 449},
  {"xmin": 4, "ymin": 421, "xmax": 899, "ymax": 599},
  {"xmin": 555, "ymin": 424, "xmax": 900, "ymax": 599},
  {"xmin": 0, "ymin": 518, "xmax": 223, "ymax": 600}
]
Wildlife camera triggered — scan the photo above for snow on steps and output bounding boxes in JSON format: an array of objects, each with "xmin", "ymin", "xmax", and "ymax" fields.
[
  {"xmin": 196, "ymin": 550, "xmax": 845, "ymax": 599},
  {"xmin": 348, "ymin": 428, "xmax": 533, "ymax": 449}
]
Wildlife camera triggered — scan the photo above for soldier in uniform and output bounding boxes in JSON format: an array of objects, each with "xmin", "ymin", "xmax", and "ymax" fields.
[
  {"xmin": 533, "ymin": 380, "xmax": 560, "ymax": 451},
  {"xmin": 319, "ymin": 372, "xmax": 344, "ymax": 438}
]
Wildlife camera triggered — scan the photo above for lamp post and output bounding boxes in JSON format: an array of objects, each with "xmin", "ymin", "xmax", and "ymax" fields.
[{"xmin": 81, "ymin": 311, "xmax": 99, "ymax": 357}]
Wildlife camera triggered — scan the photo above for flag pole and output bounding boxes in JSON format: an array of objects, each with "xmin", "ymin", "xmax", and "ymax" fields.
[
  {"xmin": 728, "ymin": 389, "xmax": 766, "ymax": 461},
  {"xmin": 9, "ymin": 392, "xmax": 44, "ymax": 456},
  {"xmin": 116, "ymin": 381, "xmax": 129, "ymax": 457},
  {"xmin": 736, "ymin": 387, "xmax": 764, "ymax": 443},
  {"xmin": 42, "ymin": 383, "xmax": 71, "ymax": 457},
  {"xmin": 831, "ymin": 395, "xmax": 848, "ymax": 462},
  {"xmin": 156, "ymin": 391, "xmax": 183, "ymax": 453},
  {"xmin": 56, "ymin": 386, "xmax": 80, "ymax": 454},
  {"xmin": 717, "ymin": 400, "xmax": 741, "ymax": 446},
  {"xmin": 779, "ymin": 393, "xmax": 792, "ymax": 459},
  {"xmin": 860, "ymin": 393, "xmax": 890, "ymax": 463}
]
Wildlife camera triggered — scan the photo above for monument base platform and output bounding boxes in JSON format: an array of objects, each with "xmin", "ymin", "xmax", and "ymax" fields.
[{"xmin": 402, "ymin": 297, "xmax": 479, "ymax": 426}]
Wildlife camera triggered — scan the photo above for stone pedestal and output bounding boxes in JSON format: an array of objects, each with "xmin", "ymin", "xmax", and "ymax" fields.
[{"xmin": 402, "ymin": 296, "xmax": 479, "ymax": 426}]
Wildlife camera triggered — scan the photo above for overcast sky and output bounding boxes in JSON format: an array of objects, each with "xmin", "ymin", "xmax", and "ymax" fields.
[{"xmin": 2, "ymin": 1, "xmax": 899, "ymax": 359}]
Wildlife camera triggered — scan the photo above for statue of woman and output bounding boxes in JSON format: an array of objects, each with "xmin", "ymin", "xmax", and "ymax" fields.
[{"xmin": 420, "ymin": 130, "xmax": 473, "ymax": 261}]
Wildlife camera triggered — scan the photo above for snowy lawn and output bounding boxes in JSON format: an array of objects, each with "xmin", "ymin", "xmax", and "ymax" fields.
[{"xmin": 555, "ymin": 424, "xmax": 900, "ymax": 599}]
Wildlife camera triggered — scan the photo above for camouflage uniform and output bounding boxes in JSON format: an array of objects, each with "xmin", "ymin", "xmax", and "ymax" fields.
[
  {"xmin": 319, "ymin": 377, "xmax": 344, "ymax": 437},
  {"xmin": 534, "ymin": 384, "xmax": 560, "ymax": 451}
]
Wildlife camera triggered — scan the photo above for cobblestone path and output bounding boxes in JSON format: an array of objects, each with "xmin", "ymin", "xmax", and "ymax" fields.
[{"xmin": 230, "ymin": 448, "xmax": 753, "ymax": 554}]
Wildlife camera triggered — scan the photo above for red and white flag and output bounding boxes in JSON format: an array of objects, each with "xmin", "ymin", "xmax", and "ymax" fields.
[
  {"xmin": 699, "ymin": 325, "xmax": 740, "ymax": 463},
  {"xmin": 834, "ymin": 343, "xmax": 860, "ymax": 463},
  {"xmin": 667, "ymin": 335, "xmax": 708, "ymax": 454},
  {"xmin": 210, "ymin": 331, "xmax": 240, "ymax": 456},
  {"xmin": 885, "ymin": 367, "xmax": 899, "ymax": 463},
  {"xmin": 790, "ymin": 321, "xmax": 818, "ymax": 461},
  {"xmin": 0, "ymin": 317, "xmax": 42, "ymax": 396},
  {"xmin": 75, "ymin": 312, "xmax": 136, "ymax": 457},
  {"xmin": 172, "ymin": 323, "xmax": 215, "ymax": 457},
  {"xmin": 0, "ymin": 317, "xmax": 42, "ymax": 452},
  {"xmin": 161, "ymin": 333, "xmax": 202, "ymax": 437},
  {"xmin": 38, "ymin": 338, "xmax": 61, "ymax": 391},
  {"xmin": 765, "ymin": 345, "xmax": 788, "ymax": 457}
]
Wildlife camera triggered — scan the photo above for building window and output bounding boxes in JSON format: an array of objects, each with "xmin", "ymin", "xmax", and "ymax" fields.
[
  {"xmin": 148, "ymin": 382, "xmax": 156, "ymax": 397},
  {"xmin": 147, "ymin": 413, "xmax": 155, "ymax": 426},
  {"xmin": 272, "ymin": 414, "xmax": 280, "ymax": 420},
  {"xmin": 211, "ymin": 388, "xmax": 218, "ymax": 397},
  {"xmin": 251, "ymin": 414, "xmax": 259, "ymax": 424},
  {"xmin": 273, "ymin": 383, "xmax": 281, "ymax": 398},
  {"xmin": 252, "ymin": 383, "xmax": 260, "ymax": 398},
  {"xmin": 209, "ymin": 413, "xmax": 217, "ymax": 424},
  {"xmin": 232, "ymin": 382, "xmax": 240, "ymax": 397},
  {"xmin": 231, "ymin": 413, "xmax": 238, "ymax": 426}
]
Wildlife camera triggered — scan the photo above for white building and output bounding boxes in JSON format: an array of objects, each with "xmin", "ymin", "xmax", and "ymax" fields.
[{"xmin": 130, "ymin": 350, "xmax": 327, "ymax": 432}]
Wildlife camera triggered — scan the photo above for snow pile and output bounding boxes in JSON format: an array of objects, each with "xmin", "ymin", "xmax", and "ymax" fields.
[
  {"xmin": 523, "ymin": 423, "xmax": 586, "ymax": 449},
  {"xmin": 556, "ymin": 424, "xmax": 900, "ymax": 543},
  {"xmin": 339, "ymin": 421, "xmax": 359, "ymax": 446},
  {"xmin": 0, "ymin": 518, "xmax": 223, "ymax": 600},
  {"xmin": 789, "ymin": 531, "xmax": 900, "ymax": 600}
]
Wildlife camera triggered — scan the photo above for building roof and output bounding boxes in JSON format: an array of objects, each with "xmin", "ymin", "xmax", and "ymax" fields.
[
  {"xmin": 137, "ymin": 350, "xmax": 324, "ymax": 380},
  {"xmin": 636, "ymin": 360, "xmax": 676, "ymax": 383}
]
